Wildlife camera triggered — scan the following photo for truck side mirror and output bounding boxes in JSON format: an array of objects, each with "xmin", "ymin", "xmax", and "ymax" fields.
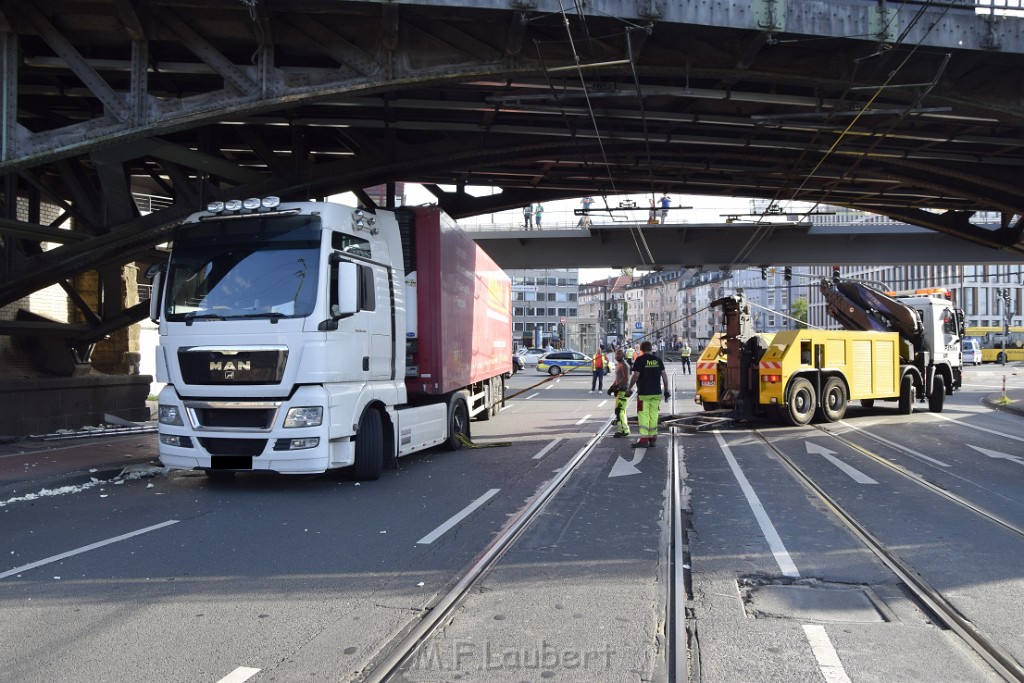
[
  {"xmin": 334, "ymin": 261, "xmax": 359, "ymax": 317},
  {"xmin": 146, "ymin": 263, "xmax": 165, "ymax": 323}
]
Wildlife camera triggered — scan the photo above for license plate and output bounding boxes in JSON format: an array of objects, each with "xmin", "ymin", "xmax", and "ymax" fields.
[{"xmin": 700, "ymin": 381, "xmax": 715, "ymax": 387}]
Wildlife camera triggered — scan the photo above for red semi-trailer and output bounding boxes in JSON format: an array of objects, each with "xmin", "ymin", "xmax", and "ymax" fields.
[
  {"xmin": 150, "ymin": 198, "xmax": 511, "ymax": 480},
  {"xmin": 403, "ymin": 206, "xmax": 511, "ymax": 398}
]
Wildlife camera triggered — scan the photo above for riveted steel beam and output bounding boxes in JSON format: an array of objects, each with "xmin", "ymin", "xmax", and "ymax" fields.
[
  {"xmin": 19, "ymin": 3, "xmax": 130, "ymax": 123},
  {"xmin": 1, "ymin": 27, "xmax": 16, "ymax": 163},
  {"xmin": 156, "ymin": 7, "xmax": 257, "ymax": 95}
]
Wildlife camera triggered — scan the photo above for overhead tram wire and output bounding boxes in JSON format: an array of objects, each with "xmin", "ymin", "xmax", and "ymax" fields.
[
  {"xmin": 742, "ymin": 0, "xmax": 945, "ymax": 226},
  {"xmin": 776, "ymin": 0, "xmax": 955, "ymax": 215},
  {"xmin": 622, "ymin": 25, "xmax": 661, "ymax": 266},
  {"xmin": 540, "ymin": 0, "xmax": 655, "ymax": 267}
]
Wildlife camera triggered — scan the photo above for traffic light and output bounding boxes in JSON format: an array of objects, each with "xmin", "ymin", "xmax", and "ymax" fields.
[
  {"xmin": 784, "ymin": 267, "xmax": 792, "ymax": 282},
  {"xmin": 761, "ymin": 267, "xmax": 768, "ymax": 280},
  {"xmin": 832, "ymin": 266, "xmax": 841, "ymax": 282}
]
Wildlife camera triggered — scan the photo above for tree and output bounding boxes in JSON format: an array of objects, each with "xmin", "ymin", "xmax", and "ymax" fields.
[{"xmin": 791, "ymin": 296, "xmax": 808, "ymax": 329}]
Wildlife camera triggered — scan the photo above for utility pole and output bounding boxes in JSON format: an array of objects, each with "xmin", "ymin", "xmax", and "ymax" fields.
[
  {"xmin": 999, "ymin": 287, "xmax": 1012, "ymax": 365},
  {"xmin": 601, "ymin": 276, "xmax": 609, "ymax": 348}
]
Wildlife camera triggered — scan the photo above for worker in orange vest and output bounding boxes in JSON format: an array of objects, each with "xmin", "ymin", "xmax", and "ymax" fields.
[{"xmin": 590, "ymin": 346, "xmax": 605, "ymax": 393}]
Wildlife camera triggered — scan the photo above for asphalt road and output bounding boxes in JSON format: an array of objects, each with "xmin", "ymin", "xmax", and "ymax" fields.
[{"xmin": 2, "ymin": 363, "xmax": 1023, "ymax": 683}]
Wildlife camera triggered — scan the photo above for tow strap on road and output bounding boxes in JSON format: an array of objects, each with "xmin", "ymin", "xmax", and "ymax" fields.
[{"xmin": 456, "ymin": 432, "xmax": 512, "ymax": 449}]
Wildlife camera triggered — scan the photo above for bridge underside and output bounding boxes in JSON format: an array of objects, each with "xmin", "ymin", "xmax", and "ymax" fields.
[
  {"xmin": 1, "ymin": 0, "xmax": 1024, "ymax": 347},
  {"xmin": 469, "ymin": 222, "xmax": 1024, "ymax": 271}
]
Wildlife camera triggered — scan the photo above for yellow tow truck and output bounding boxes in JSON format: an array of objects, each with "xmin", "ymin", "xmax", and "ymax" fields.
[{"xmin": 694, "ymin": 279, "xmax": 964, "ymax": 426}]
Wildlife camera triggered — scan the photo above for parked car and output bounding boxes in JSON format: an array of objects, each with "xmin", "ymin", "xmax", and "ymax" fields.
[
  {"xmin": 505, "ymin": 354, "xmax": 525, "ymax": 378},
  {"xmin": 517, "ymin": 347, "xmax": 547, "ymax": 365},
  {"xmin": 537, "ymin": 351, "xmax": 592, "ymax": 375},
  {"xmin": 962, "ymin": 337, "xmax": 982, "ymax": 366}
]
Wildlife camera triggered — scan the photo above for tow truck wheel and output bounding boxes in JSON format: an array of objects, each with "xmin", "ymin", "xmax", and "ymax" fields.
[
  {"xmin": 445, "ymin": 395, "xmax": 470, "ymax": 451},
  {"xmin": 897, "ymin": 375, "xmax": 914, "ymax": 415},
  {"xmin": 928, "ymin": 375, "xmax": 946, "ymax": 413},
  {"xmin": 783, "ymin": 378, "xmax": 817, "ymax": 426},
  {"xmin": 818, "ymin": 377, "xmax": 847, "ymax": 422},
  {"xmin": 352, "ymin": 408, "xmax": 383, "ymax": 481}
]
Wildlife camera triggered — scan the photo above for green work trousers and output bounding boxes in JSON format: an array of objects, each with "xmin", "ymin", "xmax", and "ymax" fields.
[
  {"xmin": 615, "ymin": 390, "xmax": 630, "ymax": 435},
  {"xmin": 636, "ymin": 394, "xmax": 661, "ymax": 440}
]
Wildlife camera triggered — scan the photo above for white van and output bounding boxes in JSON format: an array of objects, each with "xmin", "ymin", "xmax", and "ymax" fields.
[{"xmin": 962, "ymin": 338, "xmax": 982, "ymax": 366}]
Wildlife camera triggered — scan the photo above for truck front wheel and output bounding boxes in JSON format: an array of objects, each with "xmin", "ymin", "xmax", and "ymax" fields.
[
  {"xmin": 445, "ymin": 396, "xmax": 470, "ymax": 450},
  {"xmin": 352, "ymin": 409, "xmax": 383, "ymax": 480},
  {"xmin": 817, "ymin": 377, "xmax": 847, "ymax": 422},
  {"xmin": 897, "ymin": 375, "xmax": 914, "ymax": 415},
  {"xmin": 928, "ymin": 375, "xmax": 946, "ymax": 413},
  {"xmin": 783, "ymin": 378, "xmax": 817, "ymax": 426}
]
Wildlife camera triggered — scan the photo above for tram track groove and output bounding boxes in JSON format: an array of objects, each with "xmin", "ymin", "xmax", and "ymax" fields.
[
  {"xmin": 809, "ymin": 423, "xmax": 1024, "ymax": 541},
  {"xmin": 359, "ymin": 419, "xmax": 617, "ymax": 682},
  {"xmin": 751, "ymin": 427, "xmax": 1024, "ymax": 682}
]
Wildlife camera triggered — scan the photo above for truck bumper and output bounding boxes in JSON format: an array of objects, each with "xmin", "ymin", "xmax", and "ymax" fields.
[{"xmin": 156, "ymin": 385, "xmax": 355, "ymax": 474}]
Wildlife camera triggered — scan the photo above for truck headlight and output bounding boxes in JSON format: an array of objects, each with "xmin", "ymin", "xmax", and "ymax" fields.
[
  {"xmin": 159, "ymin": 405, "xmax": 184, "ymax": 426},
  {"xmin": 284, "ymin": 406, "xmax": 323, "ymax": 428}
]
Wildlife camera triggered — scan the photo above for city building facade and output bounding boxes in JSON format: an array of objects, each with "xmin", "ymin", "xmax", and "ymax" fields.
[{"xmin": 509, "ymin": 268, "xmax": 579, "ymax": 349}]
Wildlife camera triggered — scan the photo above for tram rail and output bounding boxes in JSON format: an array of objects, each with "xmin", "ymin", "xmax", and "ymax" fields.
[{"xmin": 751, "ymin": 426, "xmax": 1024, "ymax": 682}]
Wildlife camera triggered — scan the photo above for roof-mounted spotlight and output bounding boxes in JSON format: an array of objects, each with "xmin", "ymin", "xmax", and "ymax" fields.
[{"xmin": 206, "ymin": 201, "xmax": 225, "ymax": 213}]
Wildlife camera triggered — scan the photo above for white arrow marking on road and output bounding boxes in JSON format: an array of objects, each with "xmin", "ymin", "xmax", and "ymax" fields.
[
  {"xmin": 805, "ymin": 442, "xmax": 878, "ymax": 484},
  {"xmin": 966, "ymin": 444, "xmax": 1024, "ymax": 466},
  {"xmin": 609, "ymin": 448, "xmax": 647, "ymax": 478}
]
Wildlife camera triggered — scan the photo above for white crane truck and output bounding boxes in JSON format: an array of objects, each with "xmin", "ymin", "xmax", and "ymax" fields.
[{"xmin": 149, "ymin": 198, "xmax": 511, "ymax": 479}]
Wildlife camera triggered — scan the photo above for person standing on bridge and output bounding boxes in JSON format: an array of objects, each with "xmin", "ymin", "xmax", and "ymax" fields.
[
  {"xmin": 660, "ymin": 193, "xmax": 671, "ymax": 223},
  {"xmin": 626, "ymin": 340, "xmax": 670, "ymax": 448},
  {"xmin": 523, "ymin": 204, "xmax": 534, "ymax": 229},
  {"xmin": 680, "ymin": 341, "xmax": 692, "ymax": 374},
  {"xmin": 579, "ymin": 196, "xmax": 594, "ymax": 227},
  {"xmin": 534, "ymin": 202, "xmax": 545, "ymax": 228}
]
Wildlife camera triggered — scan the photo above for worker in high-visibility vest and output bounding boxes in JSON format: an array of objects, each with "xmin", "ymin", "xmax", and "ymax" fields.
[
  {"xmin": 626, "ymin": 340, "xmax": 670, "ymax": 448},
  {"xmin": 590, "ymin": 347, "xmax": 605, "ymax": 393},
  {"xmin": 609, "ymin": 349, "xmax": 631, "ymax": 438}
]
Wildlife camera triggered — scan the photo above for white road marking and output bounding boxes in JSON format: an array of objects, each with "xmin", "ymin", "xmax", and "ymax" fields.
[
  {"xmin": 930, "ymin": 412, "xmax": 1024, "ymax": 443},
  {"xmin": 524, "ymin": 393, "xmax": 539, "ymax": 400},
  {"xmin": 714, "ymin": 431, "xmax": 800, "ymax": 578},
  {"xmin": 575, "ymin": 414, "xmax": 592, "ymax": 425},
  {"xmin": 217, "ymin": 667, "xmax": 261, "ymax": 683},
  {"xmin": 597, "ymin": 399, "xmax": 609, "ymax": 408},
  {"xmin": 966, "ymin": 444, "xmax": 1024, "ymax": 466},
  {"xmin": 805, "ymin": 442, "xmax": 878, "ymax": 484},
  {"xmin": 802, "ymin": 624, "xmax": 852, "ymax": 683},
  {"xmin": 417, "ymin": 489, "xmax": 501, "ymax": 545},
  {"xmin": 0, "ymin": 520, "xmax": 179, "ymax": 580},
  {"xmin": 841, "ymin": 422, "xmax": 950, "ymax": 467},
  {"xmin": 532, "ymin": 438, "xmax": 562, "ymax": 460},
  {"xmin": 609, "ymin": 449, "xmax": 646, "ymax": 477}
]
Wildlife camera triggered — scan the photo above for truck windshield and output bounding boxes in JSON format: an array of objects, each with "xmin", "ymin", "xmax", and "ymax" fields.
[{"xmin": 164, "ymin": 215, "xmax": 322, "ymax": 322}]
